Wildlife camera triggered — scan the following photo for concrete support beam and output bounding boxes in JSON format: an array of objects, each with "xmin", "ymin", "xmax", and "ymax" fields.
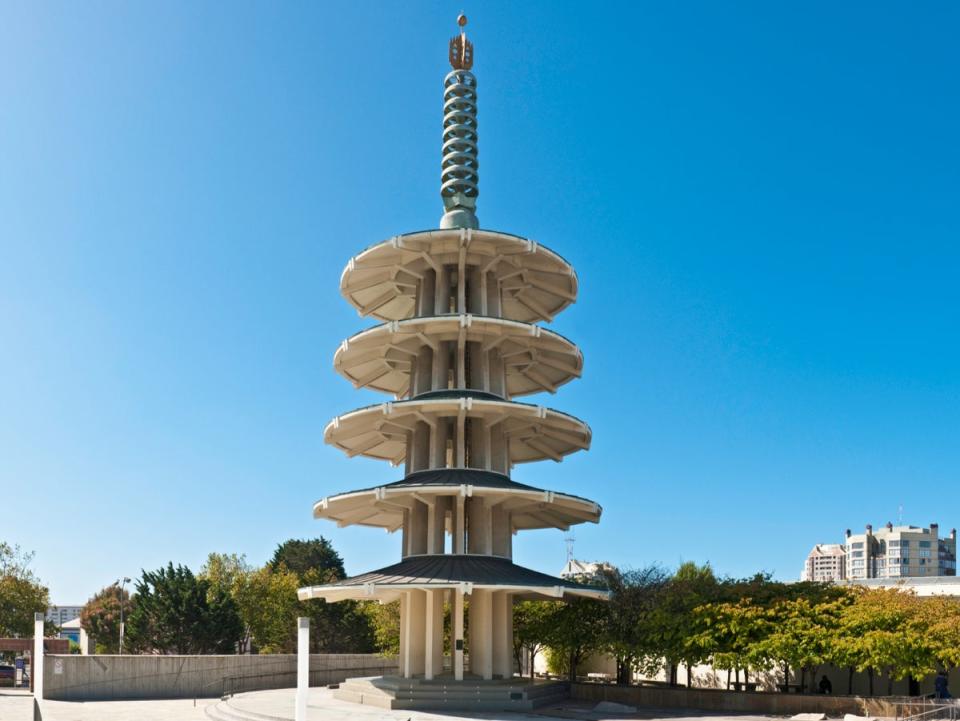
[
  {"xmin": 402, "ymin": 590, "xmax": 426, "ymax": 678},
  {"xmin": 493, "ymin": 592, "xmax": 514, "ymax": 679},
  {"xmin": 470, "ymin": 589, "xmax": 494, "ymax": 680},
  {"xmin": 424, "ymin": 589, "xmax": 444, "ymax": 680},
  {"xmin": 296, "ymin": 617, "xmax": 309, "ymax": 721},
  {"xmin": 454, "ymin": 588, "xmax": 465, "ymax": 681}
]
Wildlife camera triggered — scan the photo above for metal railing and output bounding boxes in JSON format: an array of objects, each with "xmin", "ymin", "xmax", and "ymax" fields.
[{"xmin": 895, "ymin": 699, "xmax": 959, "ymax": 721}]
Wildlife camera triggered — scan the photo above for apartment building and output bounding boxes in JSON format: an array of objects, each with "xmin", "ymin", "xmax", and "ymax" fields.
[
  {"xmin": 844, "ymin": 523, "xmax": 957, "ymax": 580},
  {"xmin": 802, "ymin": 543, "xmax": 846, "ymax": 582}
]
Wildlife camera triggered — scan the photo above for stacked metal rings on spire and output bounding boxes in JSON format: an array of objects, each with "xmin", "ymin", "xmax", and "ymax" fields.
[{"xmin": 441, "ymin": 70, "xmax": 479, "ymax": 202}]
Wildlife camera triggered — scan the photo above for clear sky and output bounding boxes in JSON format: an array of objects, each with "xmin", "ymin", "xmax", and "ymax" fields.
[{"xmin": 2, "ymin": 2, "xmax": 958, "ymax": 603}]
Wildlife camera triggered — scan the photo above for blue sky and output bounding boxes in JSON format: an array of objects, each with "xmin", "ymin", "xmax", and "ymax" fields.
[{"xmin": 2, "ymin": 2, "xmax": 958, "ymax": 603}]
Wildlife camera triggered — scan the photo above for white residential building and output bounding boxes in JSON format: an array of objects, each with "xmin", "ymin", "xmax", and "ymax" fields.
[
  {"xmin": 844, "ymin": 523, "xmax": 957, "ymax": 580},
  {"xmin": 802, "ymin": 544, "xmax": 846, "ymax": 582}
]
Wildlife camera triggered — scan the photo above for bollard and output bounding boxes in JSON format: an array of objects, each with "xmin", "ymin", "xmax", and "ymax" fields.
[{"xmin": 295, "ymin": 617, "xmax": 310, "ymax": 721}]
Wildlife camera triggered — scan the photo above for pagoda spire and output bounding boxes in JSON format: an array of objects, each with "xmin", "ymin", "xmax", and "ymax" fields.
[{"xmin": 440, "ymin": 14, "xmax": 480, "ymax": 229}]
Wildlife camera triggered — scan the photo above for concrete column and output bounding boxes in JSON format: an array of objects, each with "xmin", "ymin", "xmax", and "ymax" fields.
[
  {"xmin": 403, "ymin": 590, "xmax": 426, "ymax": 678},
  {"xmin": 408, "ymin": 500, "xmax": 428, "ymax": 556},
  {"xmin": 79, "ymin": 627, "xmax": 90, "ymax": 655},
  {"xmin": 467, "ymin": 266, "xmax": 483, "ymax": 314},
  {"xmin": 427, "ymin": 497, "xmax": 449, "ymax": 554},
  {"xmin": 424, "ymin": 589, "xmax": 444, "ymax": 680},
  {"xmin": 467, "ymin": 497, "xmax": 489, "ymax": 554},
  {"xmin": 418, "ymin": 269, "xmax": 436, "ymax": 317},
  {"xmin": 33, "ymin": 612, "xmax": 44, "ymax": 699},
  {"xmin": 436, "ymin": 266, "xmax": 452, "ymax": 315},
  {"xmin": 470, "ymin": 589, "xmax": 494, "ymax": 680},
  {"xmin": 415, "ymin": 346, "xmax": 433, "ymax": 396},
  {"xmin": 454, "ymin": 496, "xmax": 465, "ymax": 553},
  {"xmin": 295, "ymin": 617, "xmax": 309, "ymax": 721},
  {"xmin": 486, "ymin": 271, "xmax": 501, "ymax": 317},
  {"xmin": 493, "ymin": 592, "xmax": 514, "ymax": 679},
  {"xmin": 492, "ymin": 506, "xmax": 512, "ymax": 559},
  {"xmin": 454, "ymin": 587, "xmax": 465, "ymax": 681},
  {"xmin": 434, "ymin": 341, "xmax": 451, "ymax": 391},
  {"xmin": 398, "ymin": 594, "xmax": 407, "ymax": 677}
]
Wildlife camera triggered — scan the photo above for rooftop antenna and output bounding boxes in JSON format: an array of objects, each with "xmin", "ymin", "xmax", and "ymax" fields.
[{"xmin": 564, "ymin": 531, "xmax": 576, "ymax": 563}]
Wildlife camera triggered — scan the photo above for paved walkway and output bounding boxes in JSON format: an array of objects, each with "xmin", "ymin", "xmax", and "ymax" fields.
[
  {"xmin": 0, "ymin": 690, "xmax": 35, "ymax": 721},
  {"xmin": 29, "ymin": 686, "xmax": 781, "ymax": 721}
]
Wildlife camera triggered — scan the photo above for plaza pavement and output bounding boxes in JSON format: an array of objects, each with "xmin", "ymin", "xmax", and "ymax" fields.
[{"xmin": 20, "ymin": 686, "xmax": 782, "ymax": 721}]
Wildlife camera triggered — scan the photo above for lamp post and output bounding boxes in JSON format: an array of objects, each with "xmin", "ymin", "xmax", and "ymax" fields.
[{"xmin": 118, "ymin": 577, "xmax": 130, "ymax": 655}]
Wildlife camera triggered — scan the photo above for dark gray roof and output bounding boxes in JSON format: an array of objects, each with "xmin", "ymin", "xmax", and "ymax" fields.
[
  {"xmin": 324, "ymin": 468, "xmax": 598, "ymax": 509},
  {"xmin": 326, "ymin": 554, "xmax": 605, "ymax": 594}
]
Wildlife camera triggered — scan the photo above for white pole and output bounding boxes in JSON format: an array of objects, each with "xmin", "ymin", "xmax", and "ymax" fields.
[
  {"xmin": 33, "ymin": 612, "xmax": 45, "ymax": 700},
  {"xmin": 295, "ymin": 617, "xmax": 309, "ymax": 721},
  {"xmin": 454, "ymin": 588, "xmax": 464, "ymax": 681}
]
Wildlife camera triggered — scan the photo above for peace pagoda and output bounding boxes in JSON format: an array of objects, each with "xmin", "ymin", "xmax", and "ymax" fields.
[{"xmin": 298, "ymin": 16, "xmax": 607, "ymax": 708}]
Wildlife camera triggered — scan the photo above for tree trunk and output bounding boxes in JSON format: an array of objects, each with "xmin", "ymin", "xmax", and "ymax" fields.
[
  {"xmin": 800, "ymin": 668, "xmax": 806, "ymax": 693},
  {"xmin": 727, "ymin": 668, "xmax": 731, "ymax": 690},
  {"xmin": 848, "ymin": 667, "xmax": 854, "ymax": 695},
  {"xmin": 669, "ymin": 663, "xmax": 678, "ymax": 687},
  {"xmin": 529, "ymin": 648, "xmax": 536, "ymax": 679},
  {"xmin": 685, "ymin": 662, "xmax": 692, "ymax": 688},
  {"xmin": 568, "ymin": 650, "xmax": 576, "ymax": 684},
  {"xmin": 887, "ymin": 668, "xmax": 893, "ymax": 697},
  {"xmin": 783, "ymin": 663, "xmax": 790, "ymax": 692},
  {"xmin": 868, "ymin": 668, "xmax": 874, "ymax": 696}
]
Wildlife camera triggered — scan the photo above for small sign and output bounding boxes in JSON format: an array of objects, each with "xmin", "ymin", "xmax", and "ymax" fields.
[
  {"xmin": 455, "ymin": 639, "xmax": 463, "ymax": 651},
  {"xmin": 54, "ymin": 659, "xmax": 63, "ymax": 675}
]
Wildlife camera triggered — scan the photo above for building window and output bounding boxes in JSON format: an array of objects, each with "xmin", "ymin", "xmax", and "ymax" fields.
[{"xmin": 920, "ymin": 541, "xmax": 932, "ymax": 548}]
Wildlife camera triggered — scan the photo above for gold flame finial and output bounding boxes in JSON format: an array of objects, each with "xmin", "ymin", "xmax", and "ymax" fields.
[{"xmin": 449, "ymin": 14, "xmax": 473, "ymax": 70}]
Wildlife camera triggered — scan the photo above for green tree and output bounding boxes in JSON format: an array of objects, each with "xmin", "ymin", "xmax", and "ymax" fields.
[
  {"xmin": 363, "ymin": 600, "xmax": 400, "ymax": 656},
  {"xmin": 600, "ymin": 565, "xmax": 668, "ymax": 684},
  {"xmin": 233, "ymin": 565, "xmax": 303, "ymax": 653},
  {"xmin": 80, "ymin": 583, "xmax": 131, "ymax": 654},
  {"xmin": 125, "ymin": 563, "xmax": 244, "ymax": 654},
  {"xmin": 648, "ymin": 562, "xmax": 719, "ymax": 686},
  {"xmin": 513, "ymin": 600, "xmax": 557, "ymax": 679},
  {"xmin": 269, "ymin": 539, "xmax": 345, "ymax": 581},
  {"xmin": 546, "ymin": 598, "xmax": 608, "ymax": 683},
  {"xmin": 0, "ymin": 542, "xmax": 50, "ymax": 637}
]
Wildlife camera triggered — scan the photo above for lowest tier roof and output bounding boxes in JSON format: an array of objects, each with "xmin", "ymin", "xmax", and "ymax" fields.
[
  {"xmin": 340, "ymin": 229, "xmax": 578, "ymax": 323},
  {"xmin": 297, "ymin": 553, "xmax": 610, "ymax": 603},
  {"xmin": 314, "ymin": 468, "xmax": 601, "ymax": 532}
]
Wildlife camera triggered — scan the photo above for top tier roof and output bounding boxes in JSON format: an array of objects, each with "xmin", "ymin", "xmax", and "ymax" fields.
[{"xmin": 340, "ymin": 228, "xmax": 578, "ymax": 323}]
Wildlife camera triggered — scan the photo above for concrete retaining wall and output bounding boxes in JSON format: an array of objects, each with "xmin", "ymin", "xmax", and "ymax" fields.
[
  {"xmin": 42, "ymin": 653, "xmax": 398, "ymax": 701},
  {"xmin": 571, "ymin": 682, "xmax": 904, "ymax": 717}
]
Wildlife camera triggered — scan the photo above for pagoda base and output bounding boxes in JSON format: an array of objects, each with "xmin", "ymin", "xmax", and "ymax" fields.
[{"xmin": 333, "ymin": 674, "xmax": 570, "ymax": 711}]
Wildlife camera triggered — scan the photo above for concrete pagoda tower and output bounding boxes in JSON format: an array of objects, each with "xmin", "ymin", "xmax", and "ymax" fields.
[{"xmin": 299, "ymin": 16, "xmax": 607, "ymax": 686}]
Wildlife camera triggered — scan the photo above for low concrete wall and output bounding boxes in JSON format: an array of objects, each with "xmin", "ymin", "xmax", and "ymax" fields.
[
  {"xmin": 571, "ymin": 682, "xmax": 903, "ymax": 717},
  {"xmin": 43, "ymin": 653, "xmax": 398, "ymax": 701}
]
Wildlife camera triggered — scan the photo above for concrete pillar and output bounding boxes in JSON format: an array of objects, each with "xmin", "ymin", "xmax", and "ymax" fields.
[
  {"xmin": 408, "ymin": 501, "xmax": 428, "ymax": 556},
  {"xmin": 418, "ymin": 269, "xmax": 436, "ymax": 317},
  {"xmin": 491, "ymin": 506, "xmax": 512, "ymax": 559},
  {"xmin": 398, "ymin": 594, "xmax": 407, "ymax": 677},
  {"xmin": 427, "ymin": 497, "xmax": 449, "ymax": 554},
  {"xmin": 435, "ymin": 266, "xmax": 451, "ymax": 315},
  {"xmin": 470, "ymin": 589, "xmax": 494, "ymax": 680},
  {"xmin": 33, "ymin": 612, "xmax": 44, "ymax": 699},
  {"xmin": 467, "ymin": 266, "xmax": 483, "ymax": 314},
  {"xmin": 467, "ymin": 497, "xmax": 489, "ymax": 554},
  {"xmin": 79, "ymin": 627, "xmax": 90, "ymax": 655},
  {"xmin": 454, "ymin": 496, "xmax": 465, "ymax": 553},
  {"xmin": 295, "ymin": 617, "xmax": 309, "ymax": 721},
  {"xmin": 403, "ymin": 590, "xmax": 426, "ymax": 678},
  {"xmin": 415, "ymin": 346, "xmax": 432, "ymax": 396},
  {"xmin": 485, "ymin": 271, "xmax": 501, "ymax": 317},
  {"xmin": 424, "ymin": 589, "xmax": 444, "ymax": 680},
  {"xmin": 454, "ymin": 587, "xmax": 465, "ymax": 681},
  {"xmin": 493, "ymin": 592, "xmax": 514, "ymax": 679}
]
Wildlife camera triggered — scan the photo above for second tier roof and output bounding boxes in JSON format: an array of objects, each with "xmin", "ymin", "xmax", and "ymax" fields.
[{"xmin": 334, "ymin": 314, "xmax": 583, "ymax": 399}]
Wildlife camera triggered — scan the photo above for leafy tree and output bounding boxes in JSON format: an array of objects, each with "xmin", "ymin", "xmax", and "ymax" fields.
[
  {"xmin": 232, "ymin": 564, "xmax": 303, "ymax": 653},
  {"xmin": 80, "ymin": 583, "xmax": 132, "ymax": 654},
  {"xmin": 0, "ymin": 542, "xmax": 50, "ymax": 637},
  {"xmin": 600, "ymin": 565, "xmax": 669, "ymax": 684},
  {"xmin": 546, "ymin": 598, "xmax": 608, "ymax": 683},
  {"xmin": 513, "ymin": 600, "xmax": 557, "ymax": 678},
  {"xmin": 647, "ymin": 562, "xmax": 719, "ymax": 686},
  {"xmin": 269, "ymin": 538, "xmax": 345, "ymax": 581},
  {"xmin": 362, "ymin": 600, "xmax": 400, "ymax": 656},
  {"xmin": 125, "ymin": 563, "xmax": 244, "ymax": 654},
  {"xmin": 200, "ymin": 553, "xmax": 252, "ymax": 601}
]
